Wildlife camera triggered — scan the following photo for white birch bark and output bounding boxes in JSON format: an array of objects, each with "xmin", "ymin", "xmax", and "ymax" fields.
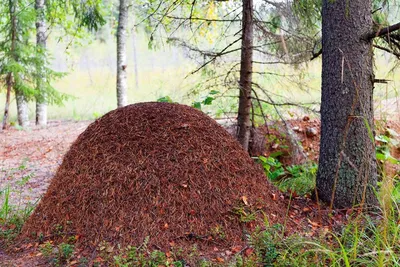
[
  {"xmin": 35, "ymin": 0, "xmax": 47, "ymax": 126},
  {"xmin": 16, "ymin": 91, "xmax": 29, "ymax": 127},
  {"xmin": 116, "ymin": 0, "xmax": 129, "ymax": 107}
]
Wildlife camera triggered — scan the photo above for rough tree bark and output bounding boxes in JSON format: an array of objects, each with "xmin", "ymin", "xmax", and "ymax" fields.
[
  {"xmin": 317, "ymin": 0, "xmax": 377, "ymax": 208},
  {"xmin": 237, "ymin": 0, "xmax": 254, "ymax": 151},
  {"xmin": 116, "ymin": 0, "xmax": 128, "ymax": 108},
  {"xmin": 35, "ymin": 0, "xmax": 47, "ymax": 126}
]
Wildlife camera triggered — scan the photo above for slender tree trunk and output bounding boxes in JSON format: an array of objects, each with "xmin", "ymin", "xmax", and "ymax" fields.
[
  {"xmin": 9, "ymin": 0, "xmax": 29, "ymax": 128},
  {"xmin": 237, "ymin": 0, "xmax": 254, "ymax": 151},
  {"xmin": 317, "ymin": 0, "xmax": 377, "ymax": 208},
  {"xmin": 35, "ymin": 0, "xmax": 47, "ymax": 126},
  {"xmin": 2, "ymin": 74, "xmax": 12, "ymax": 130},
  {"xmin": 116, "ymin": 0, "xmax": 128, "ymax": 108}
]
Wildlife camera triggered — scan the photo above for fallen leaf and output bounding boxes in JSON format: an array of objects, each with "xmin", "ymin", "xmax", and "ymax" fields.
[
  {"xmin": 231, "ymin": 246, "xmax": 242, "ymax": 253},
  {"xmin": 94, "ymin": 257, "xmax": 104, "ymax": 263},
  {"xmin": 241, "ymin": 196, "xmax": 249, "ymax": 206},
  {"xmin": 215, "ymin": 257, "xmax": 224, "ymax": 263},
  {"xmin": 244, "ymin": 248, "xmax": 254, "ymax": 257},
  {"xmin": 307, "ymin": 219, "xmax": 321, "ymax": 227}
]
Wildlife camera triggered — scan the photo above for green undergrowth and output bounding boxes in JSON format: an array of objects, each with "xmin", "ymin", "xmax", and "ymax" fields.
[
  {"xmin": 0, "ymin": 160, "xmax": 37, "ymax": 246},
  {"xmin": 258, "ymin": 155, "xmax": 317, "ymax": 196}
]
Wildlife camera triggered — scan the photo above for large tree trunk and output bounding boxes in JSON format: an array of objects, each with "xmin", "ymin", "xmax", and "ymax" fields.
[
  {"xmin": 317, "ymin": 0, "xmax": 378, "ymax": 208},
  {"xmin": 116, "ymin": 0, "xmax": 128, "ymax": 108},
  {"xmin": 35, "ymin": 0, "xmax": 47, "ymax": 126},
  {"xmin": 237, "ymin": 0, "xmax": 254, "ymax": 151}
]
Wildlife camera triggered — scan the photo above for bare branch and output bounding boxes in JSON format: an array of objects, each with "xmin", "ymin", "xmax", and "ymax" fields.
[
  {"xmin": 367, "ymin": 22, "xmax": 400, "ymax": 39},
  {"xmin": 165, "ymin": 15, "xmax": 241, "ymax": 22},
  {"xmin": 373, "ymin": 44, "xmax": 400, "ymax": 58},
  {"xmin": 252, "ymin": 82, "xmax": 309, "ymax": 164},
  {"xmin": 188, "ymin": 38, "xmax": 242, "ymax": 76}
]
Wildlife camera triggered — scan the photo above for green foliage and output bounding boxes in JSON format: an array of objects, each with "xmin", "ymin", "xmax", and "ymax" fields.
[
  {"xmin": 113, "ymin": 237, "xmax": 185, "ymax": 266},
  {"xmin": 0, "ymin": 160, "xmax": 36, "ymax": 244},
  {"xmin": 58, "ymin": 243, "xmax": 74, "ymax": 261},
  {"xmin": 376, "ymin": 128, "xmax": 400, "ymax": 165},
  {"xmin": 39, "ymin": 242, "xmax": 54, "ymax": 258},
  {"xmin": 292, "ymin": 0, "xmax": 322, "ymax": 28},
  {"xmin": 0, "ymin": 188, "xmax": 34, "ymax": 244},
  {"xmin": 156, "ymin": 90, "xmax": 219, "ymax": 110},
  {"xmin": 46, "ymin": 0, "xmax": 106, "ymax": 34},
  {"xmin": 0, "ymin": 0, "xmax": 106, "ymax": 122},
  {"xmin": 246, "ymin": 226, "xmax": 280, "ymax": 266},
  {"xmin": 192, "ymin": 90, "xmax": 219, "ymax": 110},
  {"xmin": 259, "ymin": 156, "xmax": 317, "ymax": 196},
  {"xmin": 157, "ymin": 95, "xmax": 174, "ymax": 103},
  {"xmin": 39, "ymin": 242, "xmax": 75, "ymax": 266}
]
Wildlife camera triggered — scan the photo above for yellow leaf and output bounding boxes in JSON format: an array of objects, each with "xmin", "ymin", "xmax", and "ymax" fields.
[{"xmin": 241, "ymin": 196, "xmax": 249, "ymax": 206}]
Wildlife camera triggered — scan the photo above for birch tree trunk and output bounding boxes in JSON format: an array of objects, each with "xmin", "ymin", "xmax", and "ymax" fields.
[
  {"xmin": 317, "ymin": 0, "xmax": 377, "ymax": 208},
  {"xmin": 16, "ymin": 91, "xmax": 29, "ymax": 127},
  {"xmin": 116, "ymin": 0, "xmax": 128, "ymax": 108},
  {"xmin": 237, "ymin": 0, "xmax": 254, "ymax": 151},
  {"xmin": 35, "ymin": 0, "xmax": 47, "ymax": 126}
]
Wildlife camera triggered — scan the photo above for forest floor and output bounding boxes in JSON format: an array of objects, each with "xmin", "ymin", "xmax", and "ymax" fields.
[{"xmin": 0, "ymin": 117, "xmax": 399, "ymax": 266}]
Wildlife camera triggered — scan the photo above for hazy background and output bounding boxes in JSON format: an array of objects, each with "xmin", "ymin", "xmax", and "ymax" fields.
[{"xmin": 1, "ymin": 27, "xmax": 399, "ymax": 122}]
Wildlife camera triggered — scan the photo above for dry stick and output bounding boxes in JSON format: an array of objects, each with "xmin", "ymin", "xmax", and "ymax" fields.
[
  {"xmin": 250, "ymin": 100, "xmax": 255, "ymax": 129},
  {"xmin": 148, "ymin": 0, "xmax": 185, "ymax": 42},
  {"xmin": 224, "ymin": 62, "xmax": 240, "ymax": 84},
  {"xmin": 188, "ymin": 38, "xmax": 242, "ymax": 76},
  {"xmin": 134, "ymin": 0, "xmax": 164, "ymax": 27},
  {"xmin": 254, "ymin": 98, "xmax": 320, "ymax": 114},
  {"xmin": 251, "ymin": 88, "xmax": 270, "ymax": 134},
  {"xmin": 373, "ymin": 44, "xmax": 400, "ymax": 58},
  {"xmin": 367, "ymin": 21, "xmax": 400, "ymax": 39},
  {"xmin": 252, "ymin": 82, "xmax": 308, "ymax": 164}
]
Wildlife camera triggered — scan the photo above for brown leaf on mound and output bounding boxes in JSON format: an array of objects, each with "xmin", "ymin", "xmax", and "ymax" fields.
[{"xmin": 21, "ymin": 102, "xmax": 286, "ymax": 252}]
